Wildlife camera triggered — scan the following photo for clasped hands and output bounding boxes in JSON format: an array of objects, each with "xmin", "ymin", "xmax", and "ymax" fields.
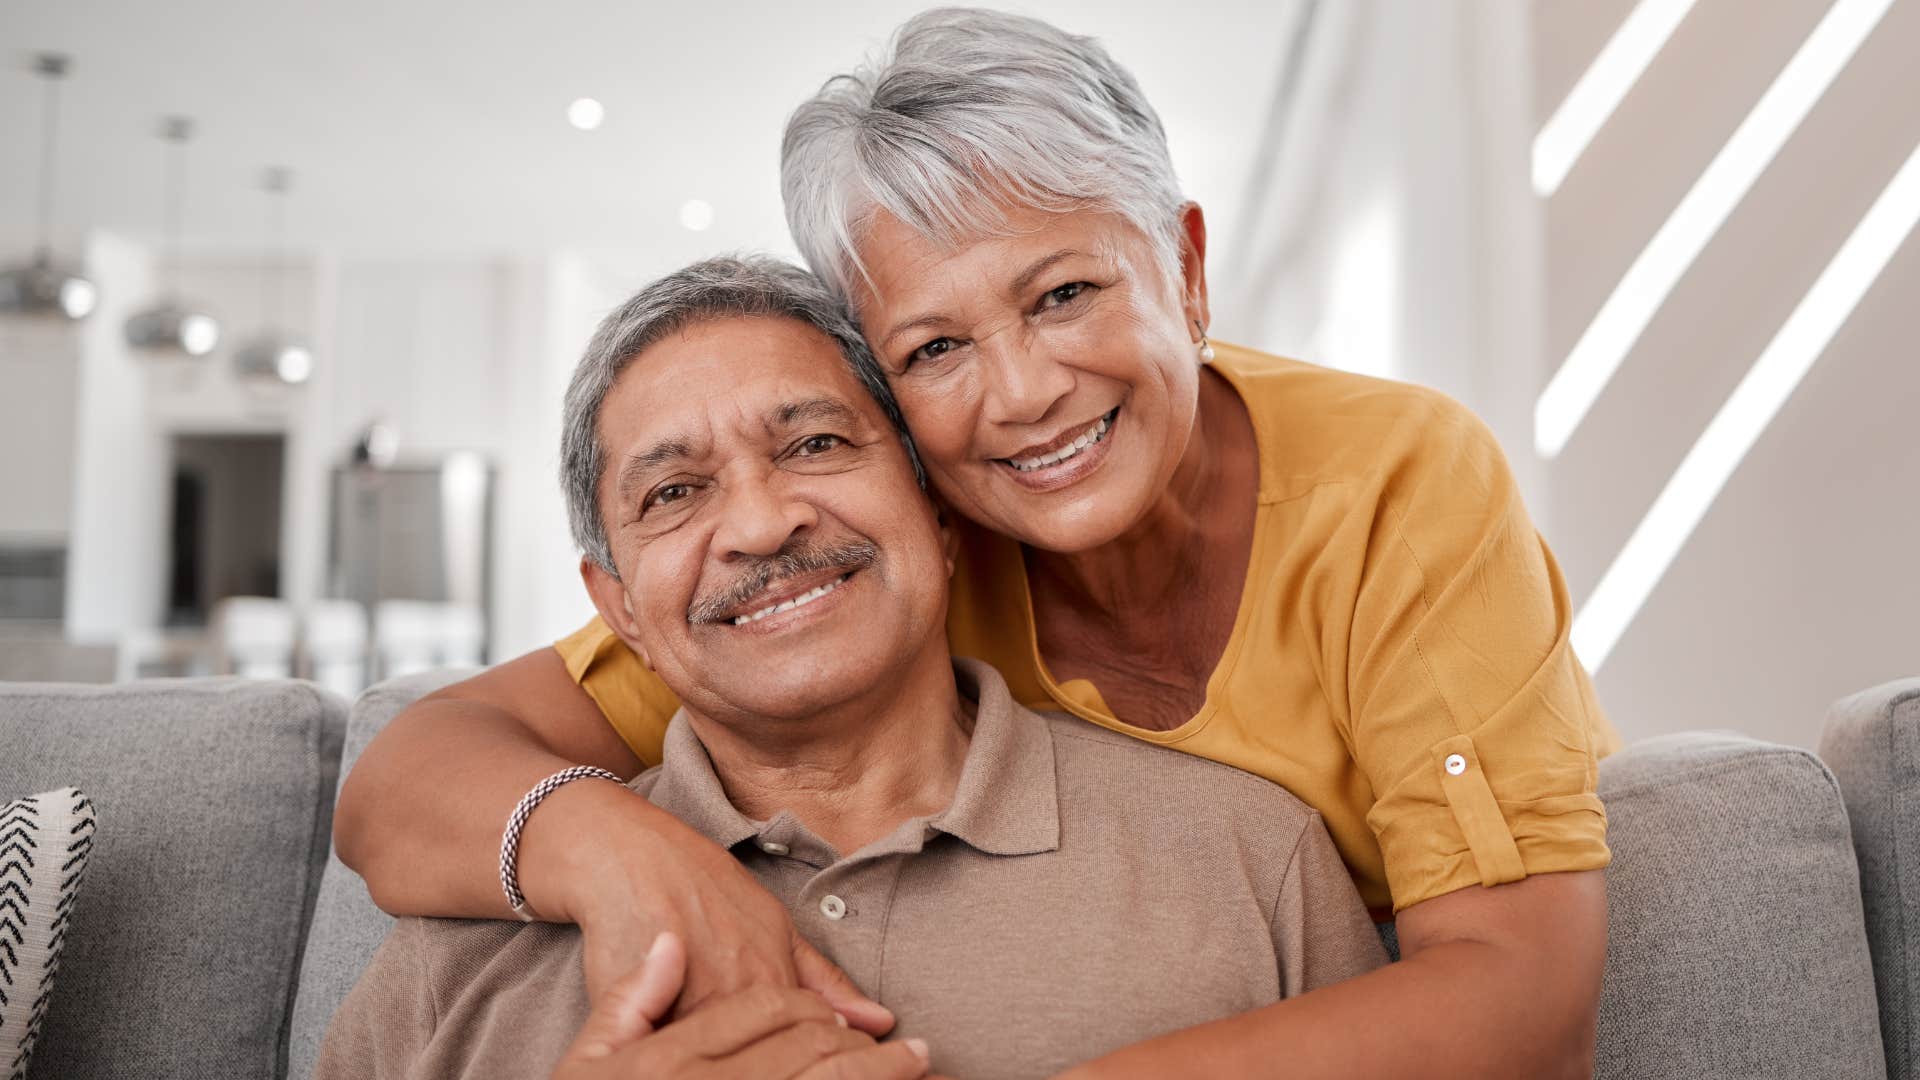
[{"xmin": 553, "ymin": 931, "xmax": 938, "ymax": 1080}]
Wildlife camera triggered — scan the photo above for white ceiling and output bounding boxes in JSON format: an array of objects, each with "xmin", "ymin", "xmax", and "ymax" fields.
[{"xmin": 0, "ymin": 1, "xmax": 1291, "ymax": 260}]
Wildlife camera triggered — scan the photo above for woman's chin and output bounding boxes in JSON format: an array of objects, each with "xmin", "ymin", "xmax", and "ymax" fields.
[{"xmin": 971, "ymin": 478, "xmax": 1155, "ymax": 555}]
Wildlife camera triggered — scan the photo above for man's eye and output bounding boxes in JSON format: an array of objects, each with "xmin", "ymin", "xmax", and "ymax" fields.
[
  {"xmin": 795, "ymin": 434, "xmax": 845, "ymax": 456},
  {"xmin": 650, "ymin": 483, "xmax": 692, "ymax": 509},
  {"xmin": 1039, "ymin": 282, "xmax": 1092, "ymax": 309},
  {"xmin": 907, "ymin": 337, "xmax": 957, "ymax": 368}
]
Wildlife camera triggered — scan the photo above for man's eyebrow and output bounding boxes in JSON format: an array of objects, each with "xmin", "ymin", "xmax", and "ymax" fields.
[
  {"xmin": 616, "ymin": 437, "xmax": 694, "ymax": 500},
  {"xmin": 770, "ymin": 397, "xmax": 864, "ymax": 431},
  {"xmin": 877, "ymin": 248, "xmax": 1083, "ymax": 351}
]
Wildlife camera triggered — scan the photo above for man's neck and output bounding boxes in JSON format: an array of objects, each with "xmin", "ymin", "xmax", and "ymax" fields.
[{"xmin": 680, "ymin": 645, "xmax": 973, "ymax": 857}]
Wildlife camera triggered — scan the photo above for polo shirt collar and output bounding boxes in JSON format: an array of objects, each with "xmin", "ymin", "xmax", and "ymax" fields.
[
  {"xmin": 930, "ymin": 658, "xmax": 1060, "ymax": 856},
  {"xmin": 642, "ymin": 658, "xmax": 1060, "ymax": 860}
]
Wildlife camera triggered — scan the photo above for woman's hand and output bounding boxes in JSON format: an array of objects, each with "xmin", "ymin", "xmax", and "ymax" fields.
[
  {"xmin": 531, "ymin": 783, "xmax": 894, "ymax": 1035},
  {"xmin": 554, "ymin": 932, "xmax": 933, "ymax": 1080}
]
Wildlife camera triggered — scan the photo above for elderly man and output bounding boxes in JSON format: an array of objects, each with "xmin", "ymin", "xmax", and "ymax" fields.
[{"xmin": 318, "ymin": 256, "xmax": 1385, "ymax": 1080}]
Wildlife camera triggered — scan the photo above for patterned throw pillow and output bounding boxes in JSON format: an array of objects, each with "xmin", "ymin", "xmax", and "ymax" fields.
[{"xmin": 0, "ymin": 788, "xmax": 95, "ymax": 1080}]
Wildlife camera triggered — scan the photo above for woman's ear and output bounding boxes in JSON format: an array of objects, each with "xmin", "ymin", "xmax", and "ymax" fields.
[
  {"xmin": 579, "ymin": 556, "xmax": 653, "ymax": 670},
  {"xmin": 1176, "ymin": 201, "xmax": 1211, "ymax": 337}
]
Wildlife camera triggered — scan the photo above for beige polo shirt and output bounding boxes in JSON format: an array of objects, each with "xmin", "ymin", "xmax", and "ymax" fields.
[{"xmin": 318, "ymin": 660, "xmax": 1388, "ymax": 1080}]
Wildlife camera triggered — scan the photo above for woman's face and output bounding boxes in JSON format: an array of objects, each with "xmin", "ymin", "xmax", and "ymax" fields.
[{"xmin": 852, "ymin": 203, "xmax": 1210, "ymax": 554}]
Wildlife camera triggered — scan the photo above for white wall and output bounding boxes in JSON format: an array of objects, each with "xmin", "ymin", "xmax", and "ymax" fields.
[
  {"xmin": 65, "ymin": 231, "xmax": 169, "ymax": 641},
  {"xmin": 0, "ymin": 318, "xmax": 80, "ymax": 544},
  {"xmin": 1533, "ymin": 0, "xmax": 1920, "ymax": 746},
  {"xmin": 1211, "ymin": 0, "xmax": 1549, "ymax": 511}
]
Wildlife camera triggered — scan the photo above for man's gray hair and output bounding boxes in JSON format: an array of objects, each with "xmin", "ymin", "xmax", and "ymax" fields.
[
  {"xmin": 561, "ymin": 254, "xmax": 922, "ymax": 576},
  {"xmin": 781, "ymin": 7, "xmax": 1187, "ymax": 305}
]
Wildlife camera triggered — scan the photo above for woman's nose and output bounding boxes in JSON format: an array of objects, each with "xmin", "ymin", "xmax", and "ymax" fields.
[{"xmin": 979, "ymin": 336, "xmax": 1075, "ymax": 426}]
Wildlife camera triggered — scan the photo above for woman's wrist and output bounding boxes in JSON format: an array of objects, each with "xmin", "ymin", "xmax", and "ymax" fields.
[{"xmin": 513, "ymin": 775, "xmax": 675, "ymax": 925}]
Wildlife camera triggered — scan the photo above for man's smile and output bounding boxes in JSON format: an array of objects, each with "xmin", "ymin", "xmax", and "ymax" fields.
[{"xmin": 727, "ymin": 570, "xmax": 855, "ymax": 626}]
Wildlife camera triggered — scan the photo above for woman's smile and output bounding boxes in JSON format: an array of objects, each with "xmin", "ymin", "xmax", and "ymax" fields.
[{"xmin": 994, "ymin": 405, "xmax": 1121, "ymax": 492}]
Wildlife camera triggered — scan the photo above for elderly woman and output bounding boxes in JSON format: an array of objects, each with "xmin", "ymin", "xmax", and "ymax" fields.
[{"xmin": 336, "ymin": 8, "xmax": 1617, "ymax": 1077}]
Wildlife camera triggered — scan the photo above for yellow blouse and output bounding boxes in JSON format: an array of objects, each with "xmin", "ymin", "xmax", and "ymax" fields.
[{"xmin": 556, "ymin": 342, "xmax": 1619, "ymax": 915}]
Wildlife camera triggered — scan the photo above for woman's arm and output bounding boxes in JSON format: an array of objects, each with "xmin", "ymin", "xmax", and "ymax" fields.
[
  {"xmin": 334, "ymin": 647, "xmax": 640, "ymax": 919},
  {"xmin": 333, "ymin": 647, "xmax": 892, "ymax": 1031},
  {"xmin": 1054, "ymin": 870, "xmax": 1607, "ymax": 1080}
]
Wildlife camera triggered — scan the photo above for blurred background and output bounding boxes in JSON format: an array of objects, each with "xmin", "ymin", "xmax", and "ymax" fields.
[{"xmin": 0, "ymin": 0, "xmax": 1914, "ymax": 747}]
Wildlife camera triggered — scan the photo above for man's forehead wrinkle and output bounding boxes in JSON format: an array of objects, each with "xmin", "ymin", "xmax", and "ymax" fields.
[{"xmin": 770, "ymin": 397, "xmax": 864, "ymax": 431}]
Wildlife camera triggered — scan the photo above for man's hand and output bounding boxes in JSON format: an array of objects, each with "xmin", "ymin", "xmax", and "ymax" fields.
[
  {"xmin": 554, "ymin": 932, "xmax": 934, "ymax": 1080},
  {"xmin": 558, "ymin": 796, "xmax": 894, "ymax": 1035}
]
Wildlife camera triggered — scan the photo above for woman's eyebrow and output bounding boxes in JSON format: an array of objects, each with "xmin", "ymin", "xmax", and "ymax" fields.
[
  {"xmin": 879, "ymin": 312, "xmax": 951, "ymax": 351},
  {"xmin": 1007, "ymin": 249, "xmax": 1080, "ymax": 296},
  {"xmin": 877, "ymin": 248, "xmax": 1084, "ymax": 349}
]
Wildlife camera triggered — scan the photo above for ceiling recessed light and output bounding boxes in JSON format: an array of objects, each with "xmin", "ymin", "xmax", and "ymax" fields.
[
  {"xmin": 679, "ymin": 199, "xmax": 714, "ymax": 232},
  {"xmin": 567, "ymin": 98, "xmax": 604, "ymax": 131}
]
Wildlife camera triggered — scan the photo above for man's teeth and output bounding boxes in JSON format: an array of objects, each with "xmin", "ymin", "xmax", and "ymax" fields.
[
  {"xmin": 1008, "ymin": 413, "xmax": 1112, "ymax": 472},
  {"xmin": 730, "ymin": 575, "xmax": 847, "ymax": 626}
]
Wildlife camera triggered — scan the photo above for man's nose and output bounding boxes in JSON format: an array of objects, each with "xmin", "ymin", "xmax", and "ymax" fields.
[
  {"xmin": 979, "ymin": 334, "xmax": 1075, "ymax": 426},
  {"xmin": 710, "ymin": 473, "xmax": 818, "ymax": 559}
]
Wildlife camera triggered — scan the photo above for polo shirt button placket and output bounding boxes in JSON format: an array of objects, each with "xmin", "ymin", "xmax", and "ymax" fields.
[{"xmin": 819, "ymin": 894, "xmax": 848, "ymax": 920}]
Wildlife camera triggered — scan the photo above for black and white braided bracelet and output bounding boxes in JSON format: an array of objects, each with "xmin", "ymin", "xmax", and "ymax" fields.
[{"xmin": 500, "ymin": 765, "xmax": 624, "ymax": 921}]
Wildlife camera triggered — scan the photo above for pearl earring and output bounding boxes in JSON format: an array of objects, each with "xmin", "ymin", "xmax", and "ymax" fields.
[{"xmin": 1198, "ymin": 336, "xmax": 1215, "ymax": 363}]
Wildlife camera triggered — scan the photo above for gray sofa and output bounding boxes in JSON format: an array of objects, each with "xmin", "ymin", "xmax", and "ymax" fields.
[{"xmin": 1, "ymin": 671, "xmax": 1914, "ymax": 1080}]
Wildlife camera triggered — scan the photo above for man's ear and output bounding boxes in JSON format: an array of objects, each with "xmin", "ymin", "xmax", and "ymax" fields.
[
  {"xmin": 1175, "ymin": 201, "xmax": 1211, "ymax": 338},
  {"xmin": 934, "ymin": 503, "xmax": 960, "ymax": 578},
  {"xmin": 579, "ymin": 556, "xmax": 653, "ymax": 670}
]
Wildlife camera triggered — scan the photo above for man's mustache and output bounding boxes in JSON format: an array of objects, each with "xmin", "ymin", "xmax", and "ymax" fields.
[{"xmin": 686, "ymin": 538, "xmax": 879, "ymax": 624}]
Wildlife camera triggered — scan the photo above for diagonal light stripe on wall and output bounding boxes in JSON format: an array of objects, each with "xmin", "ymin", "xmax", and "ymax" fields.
[
  {"xmin": 1533, "ymin": 0, "xmax": 1700, "ymax": 198},
  {"xmin": 1534, "ymin": 0, "xmax": 1893, "ymax": 460},
  {"xmin": 1572, "ymin": 138, "xmax": 1920, "ymax": 673}
]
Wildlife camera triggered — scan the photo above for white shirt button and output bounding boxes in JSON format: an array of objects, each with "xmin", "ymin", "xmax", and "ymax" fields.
[
  {"xmin": 1445, "ymin": 753, "xmax": 1468, "ymax": 776},
  {"xmin": 759, "ymin": 841, "xmax": 789, "ymax": 856},
  {"xmin": 819, "ymin": 895, "xmax": 848, "ymax": 920}
]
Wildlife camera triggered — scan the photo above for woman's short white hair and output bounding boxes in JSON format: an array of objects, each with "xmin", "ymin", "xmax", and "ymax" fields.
[{"xmin": 781, "ymin": 7, "xmax": 1187, "ymax": 306}]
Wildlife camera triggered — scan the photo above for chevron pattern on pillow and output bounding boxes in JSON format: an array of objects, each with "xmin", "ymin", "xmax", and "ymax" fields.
[{"xmin": 0, "ymin": 787, "xmax": 95, "ymax": 1080}]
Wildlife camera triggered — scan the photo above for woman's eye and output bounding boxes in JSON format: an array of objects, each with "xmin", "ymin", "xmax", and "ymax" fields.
[
  {"xmin": 795, "ymin": 434, "xmax": 844, "ymax": 456},
  {"xmin": 1039, "ymin": 282, "xmax": 1092, "ymax": 309},
  {"xmin": 907, "ymin": 337, "xmax": 957, "ymax": 368}
]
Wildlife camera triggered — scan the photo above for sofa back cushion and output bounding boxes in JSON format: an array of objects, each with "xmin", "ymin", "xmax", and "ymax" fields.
[
  {"xmin": 1820, "ymin": 677, "xmax": 1920, "ymax": 1080},
  {"xmin": 1595, "ymin": 731, "xmax": 1885, "ymax": 1079},
  {"xmin": 287, "ymin": 669, "xmax": 473, "ymax": 1080},
  {"xmin": 0, "ymin": 679, "xmax": 346, "ymax": 1080}
]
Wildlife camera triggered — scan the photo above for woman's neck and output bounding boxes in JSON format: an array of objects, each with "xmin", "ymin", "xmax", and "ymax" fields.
[
  {"xmin": 1025, "ymin": 366, "xmax": 1258, "ymax": 623},
  {"xmin": 683, "ymin": 645, "xmax": 974, "ymax": 857}
]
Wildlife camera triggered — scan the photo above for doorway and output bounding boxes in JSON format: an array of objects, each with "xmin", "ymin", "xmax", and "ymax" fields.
[{"xmin": 165, "ymin": 433, "xmax": 285, "ymax": 626}]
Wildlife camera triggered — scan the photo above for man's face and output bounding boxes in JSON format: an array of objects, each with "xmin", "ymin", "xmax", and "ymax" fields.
[{"xmin": 583, "ymin": 315, "xmax": 951, "ymax": 724}]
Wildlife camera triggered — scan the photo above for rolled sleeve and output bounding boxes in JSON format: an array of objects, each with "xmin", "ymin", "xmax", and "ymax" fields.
[{"xmin": 1345, "ymin": 397, "xmax": 1615, "ymax": 912}]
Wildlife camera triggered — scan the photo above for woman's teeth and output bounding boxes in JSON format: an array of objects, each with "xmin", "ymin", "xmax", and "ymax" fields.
[
  {"xmin": 730, "ymin": 574, "xmax": 848, "ymax": 626},
  {"xmin": 1008, "ymin": 411, "xmax": 1113, "ymax": 473}
]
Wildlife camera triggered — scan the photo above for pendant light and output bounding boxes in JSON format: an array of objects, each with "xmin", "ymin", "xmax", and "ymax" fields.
[
  {"xmin": 232, "ymin": 167, "xmax": 313, "ymax": 386},
  {"xmin": 0, "ymin": 54, "xmax": 98, "ymax": 321},
  {"xmin": 124, "ymin": 117, "xmax": 220, "ymax": 357}
]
